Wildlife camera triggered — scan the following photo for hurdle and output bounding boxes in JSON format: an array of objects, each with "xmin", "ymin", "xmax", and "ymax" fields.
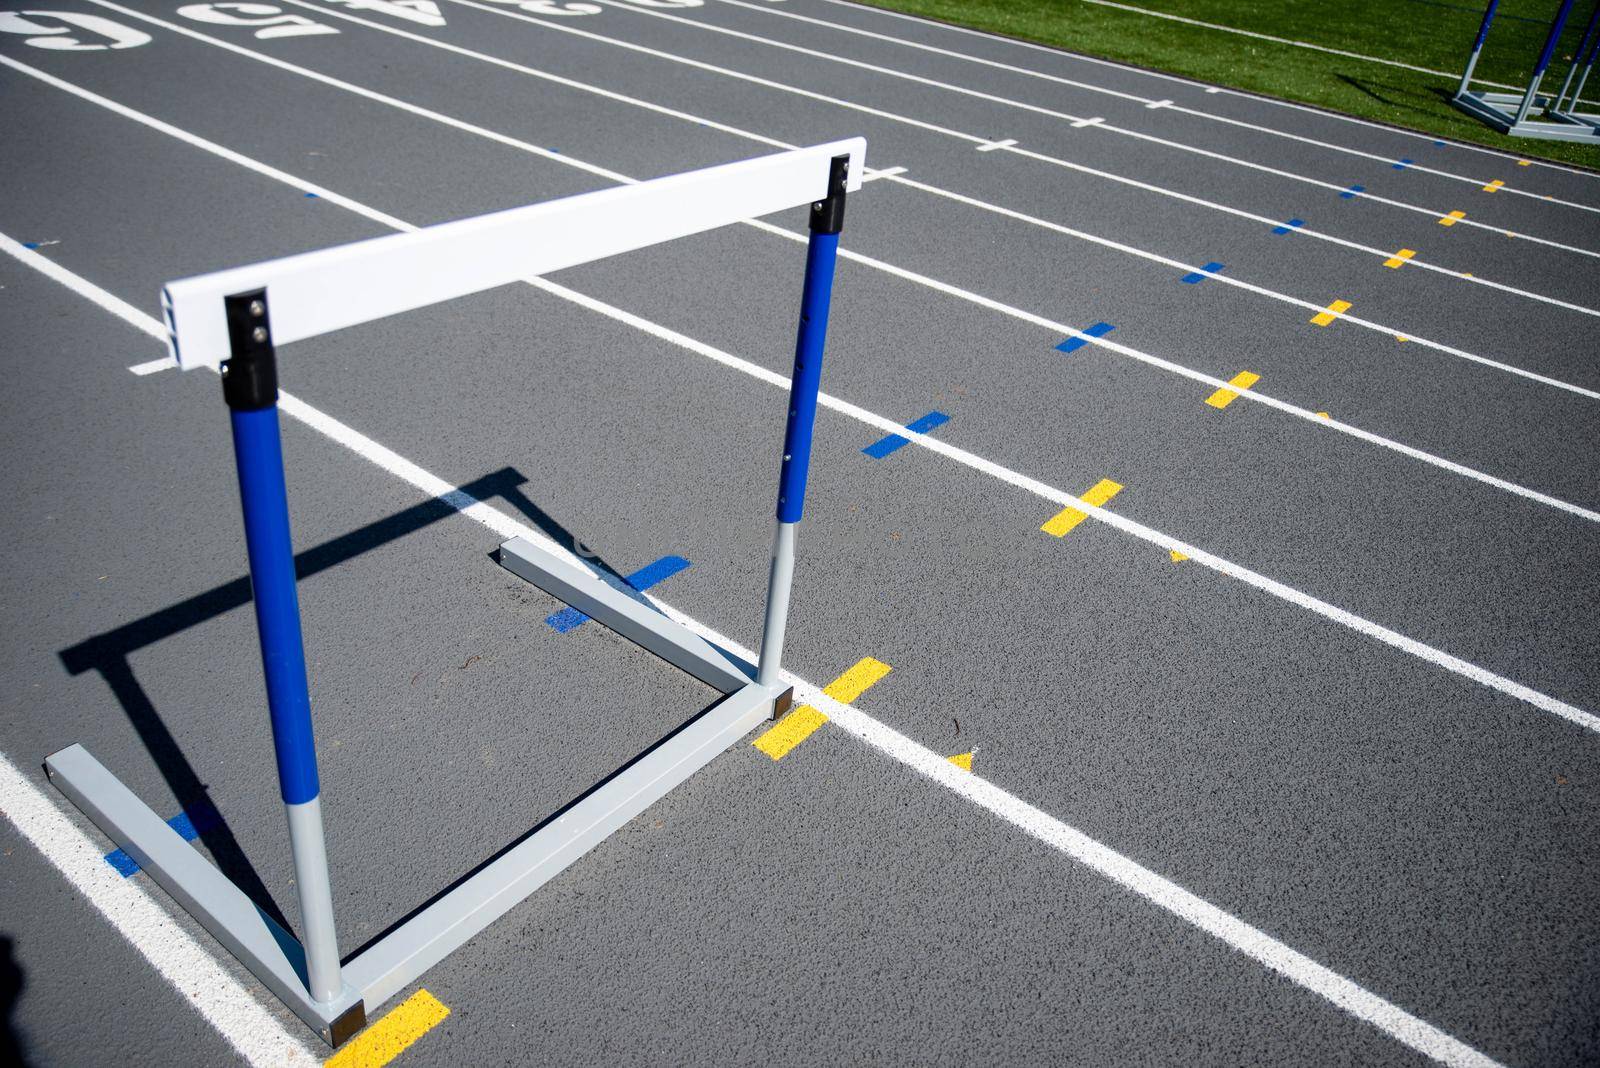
[
  {"xmin": 1452, "ymin": 0, "xmax": 1600, "ymax": 142},
  {"xmin": 1549, "ymin": 1, "xmax": 1600, "ymax": 129},
  {"xmin": 43, "ymin": 136, "xmax": 865, "ymax": 1046}
]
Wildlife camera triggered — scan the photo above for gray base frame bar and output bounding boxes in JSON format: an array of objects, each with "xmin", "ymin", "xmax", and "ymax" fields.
[
  {"xmin": 44, "ymin": 744, "xmax": 368, "ymax": 1044},
  {"xmin": 1452, "ymin": 89, "xmax": 1600, "ymax": 141},
  {"xmin": 498, "ymin": 536, "xmax": 751, "ymax": 694},
  {"xmin": 45, "ymin": 538, "xmax": 781, "ymax": 1046}
]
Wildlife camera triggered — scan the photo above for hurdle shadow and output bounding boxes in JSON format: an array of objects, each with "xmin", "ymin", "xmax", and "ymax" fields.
[
  {"xmin": 344, "ymin": 677, "xmax": 730, "ymax": 964},
  {"xmin": 1335, "ymin": 72, "xmax": 1449, "ymax": 119},
  {"xmin": 0, "ymin": 936, "xmax": 25, "ymax": 1068},
  {"xmin": 56, "ymin": 466, "xmax": 642, "ymax": 931}
]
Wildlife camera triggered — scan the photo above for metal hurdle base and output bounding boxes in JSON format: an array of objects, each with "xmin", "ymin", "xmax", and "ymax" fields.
[
  {"xmin": 44, "ymin": 532, "xmax": 784, "ymax": 1045},
  {"xmin": 1547, "ymin": 103, "xmax": 1600, "ymax": 131},
  {"xmin": 1452, "ymin": 88, "xmax": 1600, "ymax": 141}
]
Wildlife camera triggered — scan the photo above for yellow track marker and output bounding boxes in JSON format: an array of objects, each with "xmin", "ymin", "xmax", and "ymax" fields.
[
  {"xmin": 1382, "ymin": 249, "xmax": 1415, "ymax": 269},
  {"xmin": 1482, "ymin": 179, "xmax": 1504, "ymax": 192},
  {"xmin": 1204, "ymin": 370, "xmax": 1259, "ymax": 409},
  {"xmin": 753, "ymin": 658, "xmax": 892, "ymax": 760},
  {"xmin": 948, "ymin": 751, "xmax": 974, "ymax": 771},
  {"xmin": 823, "ymin": 657, "xmax": 893, "ymax": 703},
  {"xmin": 1309, "ymin": 300, "xmax": 1351, "ymax": 327},
  {"xmin": 1042, "ymin": 478, "xmax": 1122, "ymax": 537},
  {"xmin": 325, "ymin": 990, "xmax": 449, "ymax": 1068},
  {"xmin": 1438, "ymin": 210, "xmax": 1466, "ymax": 226},
  {"xmin": 1169, "ymin": 549, "xmax": 1189, "ymax": 562},
  {"xmin": 1396, "ymin": 335, "xmax": 1409, "ymax": 343},
  {"xmin": 1316, "ymin": 411, "xmax": 1330, "ymax": 419},
  {"xmin": 753, "ymin": 706, "xmax": 828, "ymax": 760},
  {"xmin": 1517, "ymin": 159, "xmax": 1531, "ymax": 166}
]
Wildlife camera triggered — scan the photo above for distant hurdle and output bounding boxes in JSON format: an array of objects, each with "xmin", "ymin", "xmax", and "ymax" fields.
[
  {"xmin": 44, "ymin": 137, "xmax": 865, "ymax": 1046},
  {"xmin": 1453, "ymin": 0, "xmax": 1600, "ymax": 142}
]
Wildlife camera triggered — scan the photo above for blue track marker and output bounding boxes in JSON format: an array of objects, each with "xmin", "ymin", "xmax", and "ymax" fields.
[
  {"xmin": 1180, "ymin": 262, "xmax": 1225, "ymax": 284},
  {"xmin": 1392, "ymin": 158, "xmax": 1414, "ymax": 170},
  {"xmin": 1271, "ymin": 219, "xmax": 1304, "ymax": 235},
  {"xmin": 1340, "ymin": 184, "xmax": 1365, "ymax": 198},
  {"xmin": 105, "ymin": 808, "xmax": 221, "ymax": 877},
  {"xmin": 547, "ymin": 555, "xmax": 691, "ymax": 632},
  {"xmin": 1056, "ymin": 322, "xmax": 1115, "ymax": 353},
  {"xmin": 1434, "ymin": 139, "xmax": 1447, "ymax": 146},
  {"xmin": 864, "ymin": 410, "xmax": 950, "ymax": 458}
]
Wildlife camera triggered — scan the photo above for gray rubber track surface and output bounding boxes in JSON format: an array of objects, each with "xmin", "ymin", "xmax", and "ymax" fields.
[{"xmin": 1, "ymin": 1, "xmax": 1597, "ymax": 1065}]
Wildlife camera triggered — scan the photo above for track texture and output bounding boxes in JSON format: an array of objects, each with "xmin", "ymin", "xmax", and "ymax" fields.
[{"xmin": 1, "ymin": 1, "xmax": 1597, "ymax": 1065}]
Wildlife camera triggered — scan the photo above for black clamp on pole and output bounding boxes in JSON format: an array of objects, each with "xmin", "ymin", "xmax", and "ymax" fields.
[
  {"xmin": 221, "ymin": 288, "xmax": 279, "ymax": 412},
  {"xmin": 807, "ymin": 153, "xmax": 850, "ymax": 235}
]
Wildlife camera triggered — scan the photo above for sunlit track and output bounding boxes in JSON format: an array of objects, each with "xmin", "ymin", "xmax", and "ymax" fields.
[
  {"xmin": 553, "ymin": 0, "xmax": 1600, "ymax": 250},
  {"xmin": 402, "ymin": 0, "xmax": 1600, "ymax": 303},
  {"xmin": 273, "ymin": 0, "xmax": 1600, "ymax": 380},
  {"xmin": 815, "ymin": 0, "xmax": 1600, "ymax": 184},
  {"xmin": 8, "ymin": 51, "xmax": 1597, "ymax": 736},
  {"xmin": 17, "ymin": 21, "xmax": 1600, "ymax": 533},
  {"xmin": 698, "ymin": 0, "xmax": 1600, "ymax": 214},
  {"xmin": 0, "ymin": 228, "xmax": 1508, "ymax": 1067},
  {"xmin": 3, "ymin": 3, "xmax": 1595, "ymax": 1064},
  {"xmin": 154, "ymin": 0, "xmax": 1600, "ymax": 387}
]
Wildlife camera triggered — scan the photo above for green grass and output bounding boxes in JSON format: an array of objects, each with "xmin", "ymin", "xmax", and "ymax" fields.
[{"xmin": 852, "ymin": 0, "xmax": 1600, "ymax": 169}]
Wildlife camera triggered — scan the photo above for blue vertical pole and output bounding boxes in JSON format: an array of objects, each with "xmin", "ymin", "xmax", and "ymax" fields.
[
  {"xmin": 1457, "ymin": 0, "xmax": 1501, "ymax": 97},
  {"xmin": 756, "ymin": 155, "xmax": 849, "ymax": 693},
  {"xmin": 222, "ymin": 290, "xmax": 343, "ymax": 1005},
  {"xmin": 1553, "ymin": 0, "xmax": 1600, "ymax": 110},
  {"xmin": 1572, "ymin": 23, "xmax": 1600, "ymax": 111},
  {"xmin": 1514, "ymin": 0, "xmax": 1576, "ymax": 123}
]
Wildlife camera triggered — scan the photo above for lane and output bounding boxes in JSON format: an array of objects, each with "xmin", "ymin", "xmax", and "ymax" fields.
[
  {"xmin": 357, "ymin": 0, "xmax": 1600, "ymax": 353},
  {"xmin": 8, "ymin": 35, "xmax": 1600, "ymax": 723},
  {"xmin": 4, "ymin": 36, "xmax": 1596, "ymax": 1066},
  {"xmin": 628, "ymin": 0, "xmax": 1600, "ymax": 231},
  {"xmin": 10, "ymin": 8, "xmax": 1600, "ymax": 717},
  {"xmin": 80, "ymin": 0, "xmax": 1600, "ymax": 513},
  {"xmin": 697, "ymin": 0, "xmax": 1600, "ymax": 217},
  {"xmin": 806, "ymin": 0, "xmax": 1600, "ymax": 198},
  {"xmin": 4, "ymin": 4, "xmax": 1597, "ymax": 1065},
  {"xmin": 0, "ymin": 156, "xmax": 1488, "ymax": 1068},
  {"xmin": 65, "ymin": 0, "xmax": 1600, "ymax": 482}
]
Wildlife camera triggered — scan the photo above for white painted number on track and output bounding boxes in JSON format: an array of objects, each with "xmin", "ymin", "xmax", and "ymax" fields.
[
  {"xmin": 0, "ymin": 10, "xmax": 150, "ymax": 49},
  {"xmin": 175, "ymin": 2, "xmax": 338, "ymax": 38},
  {"xmin": 501, "ymin": 0, "xmax": 601, "ymax": 14},
  {"xmin": 319, "ymin": 0, "xmax": 445, "ymax": 26}
]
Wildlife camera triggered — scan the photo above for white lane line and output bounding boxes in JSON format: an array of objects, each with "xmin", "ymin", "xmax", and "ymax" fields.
[
  {"xmin": 131, "ymin": 356, "xmax": 179, "ymax": 375},
  {"xmin": 0, "ymin": 751, "xmax": 321, "ymax": 1067},
  {"xmin": 882, "ymin": 166, "xmax": 1600, "ymax": 402},
  {"xmin": 419, "ymin": 0, "xmax": 1600, "ymax": 316},
  {"xmin": 804, "ymin": 700, "xmax": 1502, "ymax": 1068},
  {"xmin": 542, "ymin": 272, "xmax": 1600, "ymax": 738},
  {"xmin": 1070, "ymin": 115, "xmax": 1105, "ymax": 128},
  {"xmin": 0, "ymin": 238, "xmax": 1508, "ymax": 1068},
  {"xmin": 1082, "ymin": 0, "xmax": 1584, "ymax": 94},
  {"xmin": 7, "ymin": 79, "xmax": 1594, "ymax": 740},
  {"xmin": 809, "ymin": 0, "xmax": 1600, "ymax": 184},
  {"xmin": 17, "ymin": 46, "xmax": 1599, "ymax": 529},
  {"xmin": 266, "ymin": 0, "xmax": 1600, "ymax": 367},
  {"xmin": 712, "ymin": 0, "xmax": 1600, "ymax": 213},
  {"xmin": 861, "ymin": 164, "xmax": 907, "ymax": 181},
  {"xmin": 974, "ymin": 137, "xmax": 1017, "ymax": 151},
  {"xmin": 579, "ymin": 0, "xmax": 1600, "ymax": 254}
]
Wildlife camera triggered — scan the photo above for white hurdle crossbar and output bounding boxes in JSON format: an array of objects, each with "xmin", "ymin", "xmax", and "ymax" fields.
[{"xmin": 46, "ymin": 137, "xmax": 865, "ymax": 1047}]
